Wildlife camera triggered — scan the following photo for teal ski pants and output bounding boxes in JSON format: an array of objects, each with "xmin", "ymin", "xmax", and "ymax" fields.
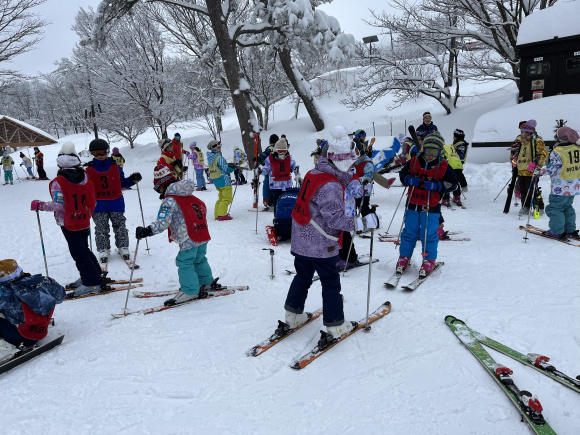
[
  {"xmin": 176, "ymin": 242, "xmax": 214, "ymax": 295},
  {"xmin": 546, "ymin": 194, "xmax": 576, "ymax": 235}
]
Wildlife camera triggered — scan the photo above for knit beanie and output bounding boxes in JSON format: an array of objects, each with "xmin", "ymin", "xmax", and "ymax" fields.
[
  {"xmin": 269, "ymin": 134, "xmax": 279, "ymax": 145},
  {"xmin": 153, "ymin": 164, "xmax": 176, "ymax": 193},
  {"xmin": 57, "ymin": 141, "xmax": 81, "ymax": 168},
  {"xmin": 0, "ymin": 259, "xmax": 23, "ymax": 284},
  {"xmin": 423, "ymin": 112, "xmax": 431, "ymax": 119},
  {"xmin": 20, "ymin": 152, "xmax": 24, "ymax": 157},
  {"xmin": 3, "ymin": 151, "xmax": 8, "ymax": 157},
  {"xmin": 520, "ymin": 120, "xmax": 537, "ymax": 133},
  {"xmin": 158, "ymin": 138, "xmax": 172, "ymax": 152},
  {"xmin": 422, "ymin": 132, "xmax": 445, "ymax": 149},
  {"xmin": 556, "ymin": 127, "xmax": 580, "ymax": 145},
  {"xmin": 327, "ymin": 126, "xmax": 356, "ymax": 172},
  {"xmin": 112, "ymin": 147, "xmax": 119, "ymax": 153},
  {"xmin": 274, "ymin": 138, "xmax": 288, "ymax": 151},
  {"xmin": 207, "ymin": 140, "xmax": 221, "ymax": 151}
]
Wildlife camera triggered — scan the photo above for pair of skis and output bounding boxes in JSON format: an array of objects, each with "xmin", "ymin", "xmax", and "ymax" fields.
[
  {"xmin": 111, "ymin": 285, "xmax": 250, "ymax": 318},
  {"xmin": 247, "ymin": 301, "xmax": 392, "ymax": 370},
  {"xmin": 100, "ymin": 250, "xmax": 140, "ymax": 273},
  {"xmin": 378, "ymin": 232, "xmax": 470, "ymax": 243},
  {"xmin": 65, "ymin": 279, "xmax": 144, "ymax": 300},
  {"xmin": 0, "ymin": 335, "xmax": 64, "ymax": 376},
  {"xmin": 446, "ymin": 316, "xmax": 580, "ymax": 434},
  {"xmin": 385, "ymin": 261, "xmax": 444, "ymax": 291},
  {"xmin": 520, "ymin": 225, "xmax": 580, "ymax": 247}
]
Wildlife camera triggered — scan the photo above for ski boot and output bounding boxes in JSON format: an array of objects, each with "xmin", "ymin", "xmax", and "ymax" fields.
[
  {"xmin": 419, "ymin": 259, "xmax": 436, "ymax": 277},
  {"xmin": 164, "ymin": 290, "xmax": 203, "ymax": 307},
  {"xmin": 452, "ymin": 195, "xmax": 463, "ymax": 207},
  {"xmin": 0, "ymin": 339, "xmax": 19, "ymax": 364},
  {"xmin": 437, "ymin": 224, "xmax": 449, "ymax": 240},
  {"xmin": 395, "ymin": 255, "xmax": 410, "ymax": 274},
  {"xmin": 542, "ymin": 230, "xmax": 564, "ymax": 239},
  {"xmin": 322, "ymin": 320, "xmax": 357, "ymax": 345},
  {"xmin": 442, "ymin": 198, "xmax": 451, "ymax": 207},
  {"xmin": 10, "ymin": 181, "xmax": 13, "ymax": 185},
  {"xmin": 98, "ymin": 249, "xmax": 110, "ymax": 265},
  {"xmin": 218, "ymin": 215, "xmax": 233, "ymax": 221},
  {"xmin": 284, "ymin": 311, "xmax": 311, "ymax": 329},
  {"xmin": 71, "ymin": 284, "xmax": 100, "ymax": 297},
  {"xmin": 566, "ymin": 230, "xmax": 580, "ymax": 240},
  {"xmin": 118, "ymin": 247, "xmax": 131, "ymax": 261},
  {"xmin": 462, "ymin": 186, "xmax": 468, "ymax": 193},
  {"xmin": 200, "ymin": 277, "xmax": 226, "ymax": 292},
  {"xmin": 518, "ymin": 207, "xmax": 530, "ymax": 217}
]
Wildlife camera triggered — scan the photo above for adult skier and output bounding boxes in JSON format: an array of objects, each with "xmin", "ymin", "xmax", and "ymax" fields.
[
  {"xmin": 135, "ymin": 165, "xmax": 215, "ymax": 306},
  {"xmin": 207, "ymin": 140, "xmax": 235, "ymax": 221},
  {"xmin": 538, "ymin": 126, "xmax": 580, "ymax": 238},
  {"xmin": 30, "ymin": 142, "xmax": 102, "ymax": 296},
  {"xmin": 283, "ymin": 125, "xmax": 380, "ymax": 338},
  {"xmin": 260, "ymin": 138, "xmax": 300, "ymax": 210},
  {"xmin": 157, "ymin": 138, "xmax": 182, "ymax": 180},
  {"xmin": 33, "ymin": 146, "xmax": 48, "ymax": 180},
  {"xmin": 0, "ymin": 259, "xmax": 66, "ymax": 363},
  {"xmin": 257, "ymin": 134, "xmax": 278, "ymax": 210},
  {"xmin": 2, "ymin": 152, "xmax": 14, "ymax": 185},
  {"xmin": 233, "ymin": 146, "xmax": 248, "ymax": 185},
  {"xmin": 510, "ymin": 120, "xmax": 548, "ymax": 216},
  {"xmin": 19, "ymin": 152, "xmax": 35, "ymax": 179},
  {"xmin": 396, "ymin": 132, "xmax": 458, "ymax": 277},
  {"xmin": 111, "ymin": 147, "xmax": 125, "ymax": 168},
  {"xmin": 85, "ymin": 138, "xmax": 142, "ymax": 267},
  {"xmin": 185, "ymin": 142, "xmax": 207, "ymax": 191},
  {"xmin": 416, "ymin": 112, "xmax": 438, "ymax": 138}
]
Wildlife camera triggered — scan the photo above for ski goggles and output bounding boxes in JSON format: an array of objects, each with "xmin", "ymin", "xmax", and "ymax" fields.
[
  {"xmin": 276, "ymin": 149, "xmax": 288, "ymax": 155},
  {"xmin": 422, "ymin": 147, "xmax": 441, "ymax": 157},
  {"xmin": 91, "ymin": 149, "xmax": 108, "ymax": 156}
]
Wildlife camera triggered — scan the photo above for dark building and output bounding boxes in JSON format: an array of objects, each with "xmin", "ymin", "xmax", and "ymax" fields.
[{"xmin": 517, "ymin": 3, "xmax": 580, "ymax": 103}]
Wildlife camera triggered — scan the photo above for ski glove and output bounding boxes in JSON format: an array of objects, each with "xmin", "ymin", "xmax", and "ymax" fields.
[
  {"xmin": 527, "ymin": 162, "xmax": 536, "ymax": 172},
  {"xmin": 423, "ymin": 180, "xmax": 443, "ymax": 191},
  {"xmin": 355, "ymin": 213, "xmax": 382, "ymax": 231},
  {"xmin": 404, "ymin": 176, "xmax": 421, "ymax": 186},
  {"xmin": 135, "ymin": 226, "xmax": 153, "ymax": 240},
  {"xmin": 30, "ymin": 200, "xmax": 44, "ymax": 211},
  {"xmin": 129, "ymin": 172, "xmax": 142, "ymax": 184},
  {"xmin": 227, "ymin": 163, "xmax": 237, "ymax": 169}
]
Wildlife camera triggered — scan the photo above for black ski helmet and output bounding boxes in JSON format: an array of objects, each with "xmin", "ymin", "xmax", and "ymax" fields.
[
  {"xmin": 89, "ymin": 138, "xmax": 109, "ymax": 152},
  {"xmin": 269, "ymin": 134, "xmax": 279, "ymax": 145}
]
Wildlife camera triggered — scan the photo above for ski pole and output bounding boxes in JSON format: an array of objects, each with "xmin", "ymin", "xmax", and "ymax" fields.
[
  {"xmin": 342, "ymin": 206, "xmax": 360, "ymax": 278},
  {"xmin": 263, "ymin": 248, "xmax": 274, "ymax": 279},
  {"xmin": 363, "ymin": 205, "xmax": 378, "ymax": 332},
  {"xmin": 36, "ymin": 210, "xmax": 49, "ymax": 277},
  {"xmin": 12, "ymin": 166, "xmax": 21, "ymax": 182},
  {"xmin": 523, "ymin": 177, "xmax": 539, "ymax": 243},
  {"xmin": 493, "ymin": 178, "xmax": 512, "ymax": 202},
  {"xmin": 123, "ymin": 239, "xmax": 140, "ymax": 312},
  {"xmin": 228, "ymin": 171, "xmax": 239, "ymax": 215},
  {"xmin": 520, "ymin": 176, "xmax": 535, "ymax": 220},
  {"xmin": 394, "ymin": 185, "xmax": 416, "ymax": 248},
  {"xmin": 384, "ymin": 186, "xmax": 408, "ymax": 235},
  {"xmin": 89, "ymin": 226, "xmax": 93, "ymax": 252},
  {"xmin": 422, "ymin": 193, "xmax": 431, "ymax": 258},
  {"xmin": 255, "ymin": 169, "xmax": 260, "ymax": 234},
  {"xmin": 135, "ymin": 182, "xmax": 150, "ymax": 254}
]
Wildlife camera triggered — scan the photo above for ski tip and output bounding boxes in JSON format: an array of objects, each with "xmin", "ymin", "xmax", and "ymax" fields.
[
  {"xmin": 384, "ymin": 301, "xmax": 391, "ymax": 308},
  {"xmin": 245, "ymin": 348, "xmax": 259, "ymax": 357},
  {"xmin": 444, "ymin": 315, "xmax": 456, "ymax": 324},
  {"xmin": 290, "ymin": 361, "xmax": 303, "ymax": 371}
]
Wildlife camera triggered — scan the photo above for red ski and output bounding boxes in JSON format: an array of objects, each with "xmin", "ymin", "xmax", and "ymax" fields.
[{"xmin": 266, "ymin": 225, "xmax": 278, "ymax": 246}]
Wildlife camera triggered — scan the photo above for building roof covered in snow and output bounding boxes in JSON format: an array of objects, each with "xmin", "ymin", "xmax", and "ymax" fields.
[
  {"xmin": 0, "ymin": 116, "xmax": 57, "ymax": 148},
  {"xmin": 517, "ymin": 1, "xmax": 580, "ymax": 46}
]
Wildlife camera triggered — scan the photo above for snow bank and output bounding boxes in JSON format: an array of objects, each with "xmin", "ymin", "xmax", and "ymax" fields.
[
  {"xmin": 517, "ymin": 1, "xmax": 580, "ymax": 46},
  {"xmin": 473, "ymin": 94, "xmax": 580, "ymax": 143}
]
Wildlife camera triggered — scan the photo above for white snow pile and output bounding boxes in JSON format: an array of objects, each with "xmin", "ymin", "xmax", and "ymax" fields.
[
  {"xmin": 473, "ymin": 94, "xmax": 580, "ymax": 142},
  {"xmin": 517, "ymin": 0, "xmax": 580, "ymax": 46}
]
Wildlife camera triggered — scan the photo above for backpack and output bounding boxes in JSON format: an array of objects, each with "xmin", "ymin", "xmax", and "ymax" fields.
[
  {"xmin": 17, "ymin": 302, "xmax": 54, "ymax": 341},
  {"xmin": 273, "ymin": 188, "xmax": 300, "ymax": 240}
]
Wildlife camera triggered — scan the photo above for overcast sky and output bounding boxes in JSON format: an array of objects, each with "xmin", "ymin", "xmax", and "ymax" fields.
[{"xmin": 11, "ymin": 0, "xmax": 390, "ymax": 76}]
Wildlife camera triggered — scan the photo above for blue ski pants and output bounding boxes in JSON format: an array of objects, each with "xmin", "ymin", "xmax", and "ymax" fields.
[
  {"xmin": 176, "ymin": 243, "xmax": 214, "ymax": 295},
  {"xmin": 4, "ymin": 170, "xmax": 13, "ymax": 182},
  {"xmin": 546, "ymin": 194, "xmax": 576, "ymax": 235},
  {"xmin": 400, "ymin": 209, "xmax": 440, "ymax": 260},
  {"xmin": 263, "ymin": 175, "xmax": 270, "ymax": 202},
  {"xmin": 285, "ymin": 254, "xmax": 344, "ymax": 326},
  {"xmin": 195, "ymin": 168, "xmax": 205, "ymax": 189}
]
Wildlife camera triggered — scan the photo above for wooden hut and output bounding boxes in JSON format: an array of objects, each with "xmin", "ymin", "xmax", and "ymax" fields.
[{"xmin": 0, "ymin": 116, "xmax": 57, "ymax": 152}]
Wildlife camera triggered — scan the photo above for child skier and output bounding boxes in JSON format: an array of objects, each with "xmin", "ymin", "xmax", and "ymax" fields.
[
  {"xmin": 539, "ymin": 126, "xmax": 580, "ymax": 238},
  {"xmin": 19, "ymin": 152, "xmax": 35, "ymax": 179},
  {"xmin": 158, "ymin": 138, "xmax": 182, "ymax": 180},
  {"xmin": 311, "ymin": 139, "xmax": 325, "ymax": 164},
  {"xmin": 85, "ymin": 138, "xmax": 142, "ymax": 268},
  {"xmin": 135, "ymin": 165, "xmax": 215, "ymax": 306},
  {"xmin": 282, "ymin": 125, "xmax": 380, "ymax": 339},
  {"xmin": 185, "ymin": 141, "xmax": 207, "ymax": 191},
  {"xmin": 111, "ymin": 147, "xmax": 125, "ymax": 168},
  {"xmin": 33, "ymin": 146, "xmax": 48, "ymax": 180},
  {"xmin": 0, "ymin": 259, "xmax": 66, "ymax": 363},
  {"xmin": 207, "ymin": 140, "xmax": 235, "ymax": 220},
  {"xmin": 2, "ymin": 152, "xmax": 14, "ymax": 185},
  {"xmin": 261, "ymin": 138, "xmax": 300, "ymax": 210},
  {"xmin": 30, "ymin": 142, "xmax": 102, "ymax": 296},
  {"xmin": 257, "ymin": 134, "xmax": 278, "ymax": 210},
  {"xmin": 417, "ymin": 112, "xmax": 438, "ymax": 137},
  {"xmin": 352, "ymin": 137, "xmax": 375, "ymax": 216},
  {"xmin": 510, "ymin": 120, "xmax": 548, "ymax": 216},
  {"xmin": 442, "ymin": 131, "xmax": 468, "ymax": 207},
  {"xmin": 397, "ymin": 132, "xmax": 458, "ymax": 277},
  {"xmin": 233, "ymin": 146, "xmax": 248, "ymax": 185}
]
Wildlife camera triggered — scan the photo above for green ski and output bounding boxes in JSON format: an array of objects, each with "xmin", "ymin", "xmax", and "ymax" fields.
[{"xmin": 445, "ymin": 316, "xmax": 557, "ymax": 435}]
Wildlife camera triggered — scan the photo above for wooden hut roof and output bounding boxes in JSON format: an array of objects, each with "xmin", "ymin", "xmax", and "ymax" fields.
[{"xmin": 0, "ymin": 116, "xmax": 57, "ymax": 147}]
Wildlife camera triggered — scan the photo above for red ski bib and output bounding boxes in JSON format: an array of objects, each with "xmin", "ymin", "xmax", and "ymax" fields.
[
  {"xmin": 50, "ymin": 176, "xmax": 96, "ymax": 231},
  {"xmin": 406, "ymin": 157, "xmax": 448, "ymax": 207},
  {"xmin": 166, "ymin": 195, "xmax": 211, "ymax": 243},
  {"xmin": 86, "ymin": 164, "xmax": 122, "ymax": 200},
  {"xmin": 269, "ymin": 154, "xmax": 292, "ymax": 181},
  {"xmin": 355, "ymin": 161, "xmax": 369, "ymax": 177},
  {"xmin": 17, "ymin": 302, "xmax": 54, "ymax": 341}
]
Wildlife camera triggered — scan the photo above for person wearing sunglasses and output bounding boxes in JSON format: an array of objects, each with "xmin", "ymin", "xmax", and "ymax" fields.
[
  {"xmin": 260, "ymin": 138, "xmax": 300, "ymax": 211},
  {"xmin": 397, "ymin": 132, "xmax": 458, "ymax": 277},
  {"xmin": 86, "ymin": 138, "xmax": 142, "ymax": 269}
]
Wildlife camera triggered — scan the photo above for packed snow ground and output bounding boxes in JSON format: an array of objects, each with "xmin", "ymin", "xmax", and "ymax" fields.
[{"xmin": 1, "ymin": 84, "xmax": 580, "ymax": 435}]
